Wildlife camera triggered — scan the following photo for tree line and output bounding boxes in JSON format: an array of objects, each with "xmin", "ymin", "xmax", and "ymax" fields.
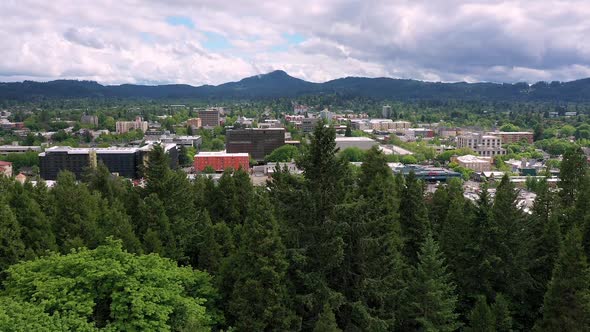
[{"xmin": 1, "ymin": 123, "xmax": 590, "ymax": 331}]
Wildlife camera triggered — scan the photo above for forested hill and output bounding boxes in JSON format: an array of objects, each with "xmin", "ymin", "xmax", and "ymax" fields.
[{"xmin": 2, "ymin": 70, "xmax": 590, "ymax": 101}]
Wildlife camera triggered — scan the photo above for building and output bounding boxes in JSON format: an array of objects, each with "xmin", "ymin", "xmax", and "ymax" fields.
[
  {"xmin": 392, "ymin": 164, "xmax": 462, "ymax": 182},
  {"xmin": 155, "ymin": 135, "xmax": 202, "ymax": 148},
  {"xmin": 456, "ymin": 133, "xmax": 506, "ymax": 157},
  {"xmin": 453, "ymin": 154, "xmax": 493, "ymax": 172},
  {"xmin": 186, "ymin": 118, "xmax": 202, "ymax": 128},
  {"xmin": 226, "ymin": 128, "xmax": 286, "ymax": 160},
  {"xmin": 335, "ymin": 137, "xmax": 378, "ymax": 150},
  {"xmin": 194, "ymin": 151, "xmax": 250, "ymax": 172},
  {"xmin": 405, "ymin": 128, "xmax": 435, "ymax": 139},
  {"xmin": 81, "ymin": 114, "xmax": 99, "ymax": 127},
  {"xmin": 198, "ymin": 109, "xmax": 220, "ymax": 127},
  {"xmin": 0, "ymin": 145, "xmax": 42, "ymax": 155},
  {"xmin": 382, "ymin": 105, "xmax": 392, "ymax": 118},
  {"xmin": 319, "ymin": 109, "xmax": 333, "ymax": 122},
  {"xmin": 487, "ymin": 131, "xmax": 534, "ymax": 144},
  {"xmin": 258, "ymin": 119, "xmax": 282, "ymax": 129},
  {"xmin": 39, "ymin": 144, "xmax": 178, "ymax": 180},
  {"xmin": 115, "ymin": 116, "xmax": 148, "ymax": 134},
  {"xmin": 0, "ymin": 161, "xmax": 13, "ymax": 177},
  {"xmin": 302, "ymin": 118, "xmax": 320, "ymax": 133}
]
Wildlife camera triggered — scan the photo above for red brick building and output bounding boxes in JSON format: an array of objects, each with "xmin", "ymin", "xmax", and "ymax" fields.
[{"xmin": 194, "ymin": 151, "xmax": 250, "ymax": 172}]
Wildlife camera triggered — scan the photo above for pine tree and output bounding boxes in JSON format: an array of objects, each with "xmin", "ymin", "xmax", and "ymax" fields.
[
  {"xmin": 144, "ymin": 143, "xmax": 172, "ymax": 198},
  {"xmin": 313, "ymin": 304, "xmax": 341, "ymax": 332},
  {"xmin": 98, "ymin": 199, "xmax": 142, "ymax": 253},
  {"xmin": 0, "ymin": 200, "xmax": 25, "ymax": 277},
  {"xmin": 408, "ymin": 234, "xmax": 461, "ymax": 332},
  {"xmin": 558, "ymin": 146, "xmax": 587, "ymax": 209},
  {"xmin": 51, "ymin": 171, "xmax": 101, "ymax": 252},
  {"xmin": 344, "ymin": 121, "xmax": 352, "ymax": 137},
  {"xmin": 535, "ymin": 226, "xmax": 590, "ymax": 331},
  {"xmin": 466, "ymin": 296, "xmax": 496, "ymax": 332},
  {"xmin": 226, "ymin": 191, "xmax": 299, "ymax": 331},
  {"xmin": 399, "ymin": 171, "xmax": 430, "ymax": 265},
  {"xmin": 8, "ymin": 182, "xmax": 57, "ymax": 258},
  {"xmin": 491, "ymin": 294, "xmax": 513, "ymax": 332},
  {"xmin": 139, "ymin": 194, "xmax": 176, "ymax": 258}
]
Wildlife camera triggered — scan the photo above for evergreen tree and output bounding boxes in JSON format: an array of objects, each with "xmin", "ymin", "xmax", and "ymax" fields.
[
  {"xmin": 226, "ymin": 191, "xmax": 299, "ymax": 331},
  {"xmin": 313, "ymin": 304, "xmax": 341, "ymax": 332},
  {"xmin": 491, "ymin": 294, "xmax": 513, "ymax": 332},
  {"xmin": 51, "ymin": 171, "xmax": 101, "ymax": 252},
  {"xmin": 144, "ymin": 143, "xmax": 172, "ymax": 198},
  {"xmin": 0, "ymin": 200, "xmax": 25, "ymax": 277},
  {"xmin": 399, "ymin": 171, "xmax": 430, "ymax": 265},
  {"xmin": 408, "ymin": 234, "xmax": 461, "ymax": 332},
  {"xmin": 139, "ymin": 194, "xmax": 176, "ymax": 258},
  {"xmin": 98, "ymin": 199, "xmax": 142, "ymax": 253},
  {"xmin": 466, "ymin": 296, "xmax": 496, "ymax": 332},
  {"xmin": 8, "ymin": 182, "xmax": 57, "ymax": 258},
  {"xmin": 344, "ymin": 121, "xmax": 352, "ymax": 137},
  {"xmin": 535, "ymin": 226, "xmax": 590, "ymax": 331},
  {"xmin": 558, "ymin": 146, "xmax": 587, "ymax": 209}
]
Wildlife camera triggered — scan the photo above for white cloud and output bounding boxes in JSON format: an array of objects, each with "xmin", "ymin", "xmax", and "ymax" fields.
[{"xmin": 1, "ymin": 0, "xmax": 590, "ymax": 85}]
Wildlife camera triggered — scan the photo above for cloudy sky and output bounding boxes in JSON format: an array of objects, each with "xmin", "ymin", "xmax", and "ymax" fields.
[{"xmin": 2, "ymin": 0, "xmax": 590, "ymax": 85}]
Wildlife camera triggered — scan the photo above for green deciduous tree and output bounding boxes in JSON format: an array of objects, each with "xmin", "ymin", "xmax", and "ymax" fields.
[{"xmin": 1, "ymin": 239, "xmax": 216, "ymax": 331}]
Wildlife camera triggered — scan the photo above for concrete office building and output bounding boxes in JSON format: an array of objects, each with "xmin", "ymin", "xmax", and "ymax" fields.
[
  {"xmin": 39, "ymin": 144, "xmax": 178, "ymax": 180},
  {"xmin": 226, "ymin": 128, "xmax": 285, "ymax": 160},
  {"xmin": 302, "ymin": 118, "xmax": 320, "ymax": 133},
  {"xmin": 453, "ymin": 154, "xmax": 493, "ymax": 172},
  {"xmin": 198, "ymin": 109, "xmax": 220, "ymax": 127},
  {"xmin": 457, "ymin": 133, "xmax": 506, "ymax": 157},
  {"xmin": 116, "ymin": 116, "xmax": 148, "ymax": 134}
]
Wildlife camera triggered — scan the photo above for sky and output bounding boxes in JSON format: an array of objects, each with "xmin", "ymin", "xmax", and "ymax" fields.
[{"xmin": 2, "ymin": 0, "xmax": 590, "ymax": 86}]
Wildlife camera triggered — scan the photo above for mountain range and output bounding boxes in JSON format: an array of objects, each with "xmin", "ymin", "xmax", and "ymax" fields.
[{"xmin": 2, "ymin": 70, "xmax": 590, "ymax": 102}]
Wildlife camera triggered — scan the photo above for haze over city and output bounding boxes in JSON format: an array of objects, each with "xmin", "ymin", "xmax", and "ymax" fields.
[{"xmin": 3, "ymin": 0, "xmax": 590, "ymax": 85}]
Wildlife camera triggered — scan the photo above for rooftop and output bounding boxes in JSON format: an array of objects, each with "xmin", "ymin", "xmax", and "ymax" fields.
[
  {"xmin": 335, "ymin": 137, "xmax": 376, "ymax": 142},
  {"xmin": 457, "ymin": 155, "xmax": 492, "ymax": 163},
  {"xmin": 195, "ymin": 151, "xmax": 249, "ymax": 157}
]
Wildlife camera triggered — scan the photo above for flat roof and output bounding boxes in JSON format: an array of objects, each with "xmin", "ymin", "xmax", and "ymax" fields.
[
  {"xmin": 335, "ymin": 137, "xmax": 376, "ymax": 142},
  {"xmin": 195, "ymin": 151, "xmax": 249, "ymax": 157}
]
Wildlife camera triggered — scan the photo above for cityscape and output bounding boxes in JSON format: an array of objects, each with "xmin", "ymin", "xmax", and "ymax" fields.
[{"xmin": 1, "ymin": 1, "xmax": 590, "ymax": 331}]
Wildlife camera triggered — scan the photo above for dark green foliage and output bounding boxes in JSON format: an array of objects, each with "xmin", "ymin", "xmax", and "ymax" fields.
[
  {"xmin": 225, "ymin": 191, "xmax": 299, "ymax": 331},
  {"xmin": 313, "ymin": 304, "xmax": 341, "ymax": 332},
  {"xmin": 466, "ymin": 296, "xmax": 496, "ymax": 332},
  {"xmin": 407, "ymin": 234, "xmax": 461, "ymax": 332},
  {"xmin": 535, "ymin": 226, "xmax": 590, "ymax": 331},
  {"xmin": 558, "ymin": 146, "xmax": 587, "ymax": 209},
  {"xmin": 399, "ymin": 171, "xmax": 430, "ymax": 265},
  {"xmin": 0, "ymin": 200, "xmax": 25, "ymax": 277}
]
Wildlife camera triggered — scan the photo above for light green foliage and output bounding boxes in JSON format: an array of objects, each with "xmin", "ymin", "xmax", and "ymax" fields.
[
  {"xmin": 1, "ymin": 239, "xmax": 215, "ymax": 331},
  {"xmin": 265, "ymin": 144, "xmax": 299, "ymax": 162},
  {"xmin": 339, "ymin": 146, "xmax": 365, "ymax": 162}
]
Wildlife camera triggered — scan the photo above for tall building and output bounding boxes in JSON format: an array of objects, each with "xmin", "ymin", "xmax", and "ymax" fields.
[
  {"xmin": 226, "ymin": 128, "xmax": 285, "ymax": 160},
  {"xmin": 39, "ymin": 144, "xmax": 178, "ymax": 180},
  {"xmin": 382, "ymin": 105, "xmax": 392, "ymax": 118},
  {"xmin": 194, "ymin": 151, "xmax": 250, "ymax": 172},
  {"xmin": 487, "ymin": 131, "xmax": 534, "ymax": 144},
  {"xmin": 198, "ymin": 109, "xmax": 220, "ymax": 127},
  {"xmin": 302, "ymin": 118, "xmax": 320, "ymax": 133},
  {"xmin": 81, "ymin": 114, "xmax": 99, "ymax": 127},
  {"xmin": 116, "ymin": 116, "xmax": 148, "ymax": 134},
  {"xmin": 457, "ymin": 133, "xmax": 506, "ymax": 157}
]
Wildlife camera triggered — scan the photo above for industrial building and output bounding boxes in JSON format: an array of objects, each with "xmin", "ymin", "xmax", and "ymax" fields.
[
  {"xmin": 194, "ymin": 151, "xmax": 250, "ymax": 172},
  {"xmin": 39, "ymin": 144, "xmax": 178, "ymax": 180},
  {"xmin": 226, "ymin": 128, "xmax": 285, "ymax": 160}
]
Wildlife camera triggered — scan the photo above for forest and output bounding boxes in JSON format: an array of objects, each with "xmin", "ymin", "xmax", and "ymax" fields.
[{"xmin": 1, "ymin": 123, "xmax": 590, "ymax": 331}]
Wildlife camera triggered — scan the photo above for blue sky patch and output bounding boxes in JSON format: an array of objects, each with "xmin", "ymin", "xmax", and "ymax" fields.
[
  {"xmin": 283, "ymin": 32, "xmax": 305, "ymax": 45},
  {"xmin": 166, "ymin": 16, "xmax": 195, "ymax": 29},
  {"xmin": 202, "ymin": 31, "xmax": 231, "ymax": 50}
]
